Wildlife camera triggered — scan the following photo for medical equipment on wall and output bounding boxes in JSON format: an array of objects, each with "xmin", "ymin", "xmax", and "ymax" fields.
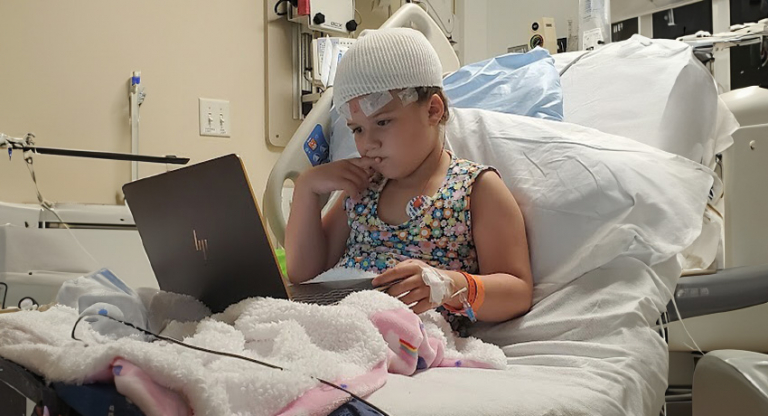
[
  {"xmin": 529, "ymin": 17, "xmax": 557, "ymax": 54},
  {"xmin": 284, "ymin": 0, "xmax": 357, "ymax": 34},
  {"xmin": 129, "ymin": 70, "xmax": 145, "ymax": 181},
  {"xmin": 273, "ymin": 0, "xmax": 357, "ymax": 121},
  {"xmin": 579, "ymin": 0, "xmax": 611, "ymax": 51},
  {"xmin": 312, "ymin": 36, "xmax": 356, "ymax": 88}
]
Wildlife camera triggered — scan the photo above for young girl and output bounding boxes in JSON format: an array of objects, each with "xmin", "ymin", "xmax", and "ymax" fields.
[{"xmin": 285, "ymin": 28, "xmax": 532, "ymax": 324}]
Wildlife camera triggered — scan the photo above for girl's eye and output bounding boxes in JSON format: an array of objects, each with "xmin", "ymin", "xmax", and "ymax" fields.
[
  {"xmin": 377, "ymin": 119, "xmax": 391, "ymax": 127},
  {"xmin": 351, "ymin": 127, "xmax": 362, "ymax": 134}
]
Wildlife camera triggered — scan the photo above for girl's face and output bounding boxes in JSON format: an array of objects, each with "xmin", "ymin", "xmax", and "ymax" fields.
[{"xmin": 346, "ymin": 90, "xmax": 445, "ymax": 180}]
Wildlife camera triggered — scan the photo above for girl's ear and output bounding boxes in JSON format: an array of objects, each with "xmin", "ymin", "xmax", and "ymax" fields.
[{"xmin": 426, "ymin": 93, "xmax": 445, "ymax": 126}]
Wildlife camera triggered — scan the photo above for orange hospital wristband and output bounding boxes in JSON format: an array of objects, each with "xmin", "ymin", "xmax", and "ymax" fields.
[
  {"xmin": 460, "ymin": 271, "xmax": 485, "ymax": 312},
  {"xmin": 468, "ymin": 273, "xmax": 485, "ymax": 312},
  {"xmin": 443, "ymin": 272, "xmax": 486, "ymax": 320}
]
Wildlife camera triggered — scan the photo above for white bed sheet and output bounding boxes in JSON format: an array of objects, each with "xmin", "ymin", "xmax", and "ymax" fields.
[{"xmin": 365, "ymin": 255, "xmax": 678, "ymax": 416}]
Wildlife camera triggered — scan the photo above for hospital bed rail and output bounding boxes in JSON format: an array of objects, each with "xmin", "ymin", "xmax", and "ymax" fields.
[{"xmin": 668, "ymin": 263, "xmax": 768, "ymax": 321}]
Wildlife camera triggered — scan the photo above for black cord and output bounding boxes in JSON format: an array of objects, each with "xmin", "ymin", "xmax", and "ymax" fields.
[
  {"xmin": 274, "ymin": 0, "xmax": 289, "ymax": 16},
  {"xmin": 71, "ymin": 314, "xmax": 389, "ymax": 416}
]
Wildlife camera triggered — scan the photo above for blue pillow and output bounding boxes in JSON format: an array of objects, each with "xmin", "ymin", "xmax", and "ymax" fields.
[{"xmin": 443, "ymin": 47, "xmax": 564, "ymax": 121}]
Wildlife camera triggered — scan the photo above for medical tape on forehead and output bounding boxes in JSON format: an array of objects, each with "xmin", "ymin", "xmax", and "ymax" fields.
[
  {"xmin": 397, "ymin": 88, "xmax": 419, "ymax": 106},
  {"xmin": 338, "ymin": 88, "xmax": 420, "ymax": 120},
  {"xmin": 358, "ymin": 90, "xmax": 394, "ymax": 116},
  {"xmin": 337, "ymin": 102, "xmax": 352, "ymax": 120}
]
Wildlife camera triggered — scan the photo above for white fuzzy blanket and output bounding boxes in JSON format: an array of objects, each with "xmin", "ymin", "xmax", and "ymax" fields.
[{"xmin": 0, "ymin": 290, "xmax": 505, "ymax": 416}]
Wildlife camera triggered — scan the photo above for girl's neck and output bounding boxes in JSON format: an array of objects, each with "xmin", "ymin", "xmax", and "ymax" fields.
[{"xmin": 391, "ymin": 139, "xmax": 447, "ymax": 191}]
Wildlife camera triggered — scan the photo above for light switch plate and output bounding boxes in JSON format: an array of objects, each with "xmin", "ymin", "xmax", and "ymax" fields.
[{"xmin": 199, "ymin": 98, "xmax": 231, "ymax": 137}]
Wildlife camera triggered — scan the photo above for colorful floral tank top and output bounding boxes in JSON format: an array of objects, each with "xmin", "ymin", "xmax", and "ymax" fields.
[{"xmin": 337, "ymin": 154, "xmax": 496, "ymax": 274}]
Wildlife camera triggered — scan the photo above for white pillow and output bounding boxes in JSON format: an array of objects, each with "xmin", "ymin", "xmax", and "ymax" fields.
[
  {"xmin": 558, "ymin": 35, "xmax": 738, "ymax": 168},
  {"xmin": 445, "ymin": 108, "xmax": 715, "ymax": 303}
]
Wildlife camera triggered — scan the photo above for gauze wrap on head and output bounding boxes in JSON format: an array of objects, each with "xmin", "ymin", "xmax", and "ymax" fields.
[
  {"xmin": 332, "ymin": 27, "xmax": 443, "ymax": 118},
  {"xmin": 420, "ymin": 265, "xmax": 454, "ymax": 305}
]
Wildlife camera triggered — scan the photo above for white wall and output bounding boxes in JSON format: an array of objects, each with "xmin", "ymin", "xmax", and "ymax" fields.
[
  {"xmin": 485, "ymin": 0, "xmax": 579, "ymax": 58},
  {"xmin": 455, "ymin": 0, "xmax": 490, "ymax": 64},
  {"xmin": 711, "ymin": 0, "xmax": 731, "ymax": 91},
  {"xmin": 0, "ymin": 1, "xmax": 282, "ymax": 205},
  {"xmin": 455, "ymin": 0, "xmax": 579, "ymax": 65}
]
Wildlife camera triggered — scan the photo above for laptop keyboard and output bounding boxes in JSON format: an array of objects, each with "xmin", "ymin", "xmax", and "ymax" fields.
[{"xmin": 292, "ymin": 288, "xmax": 358, "ymax": 305}]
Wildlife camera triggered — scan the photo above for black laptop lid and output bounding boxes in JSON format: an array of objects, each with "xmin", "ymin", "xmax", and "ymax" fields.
[{"xmin": 122, "ymin": 154, "xmax": 288, "ymax": 312}]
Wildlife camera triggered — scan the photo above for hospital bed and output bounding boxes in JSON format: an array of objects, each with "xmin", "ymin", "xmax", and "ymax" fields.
[{"xmin": 263, "ymin": 4, "xmax": 768, "ymax": 415}]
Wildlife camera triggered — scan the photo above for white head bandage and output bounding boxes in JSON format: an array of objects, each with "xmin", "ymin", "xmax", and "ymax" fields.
[{"xmin": 333, "ymin": 28, "xmax": 443, "ymax": 117}]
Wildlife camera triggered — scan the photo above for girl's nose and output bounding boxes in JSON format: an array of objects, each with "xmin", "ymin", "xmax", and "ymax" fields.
[{"xmin": 359, "ymin": 134, "xmax": 380, "ymax": 153}]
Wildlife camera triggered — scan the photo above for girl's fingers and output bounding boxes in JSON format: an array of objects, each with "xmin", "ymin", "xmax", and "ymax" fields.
[
  {"xmin": 410, "ymin": 299, "xmax": 435, "ymax": 315},
  {"xmin": 399, "ymin": 286, "xmax": 430, "ymax": 307}
]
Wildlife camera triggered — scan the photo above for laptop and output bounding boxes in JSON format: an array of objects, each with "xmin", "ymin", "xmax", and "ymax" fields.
[{"xmin": 122, "ymin": 154, "xmax": 374, "ymax": 313}]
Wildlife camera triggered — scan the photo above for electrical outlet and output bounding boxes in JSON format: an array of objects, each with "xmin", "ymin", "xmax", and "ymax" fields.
[{"xmin": 199, "ymin": 98, "xmax": 231, "ymax": 137}]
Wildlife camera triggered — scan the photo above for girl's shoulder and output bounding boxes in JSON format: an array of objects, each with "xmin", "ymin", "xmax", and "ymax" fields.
[{"xmin": 448, "ymin": 156, "xmax": 499, "ymax": 183}]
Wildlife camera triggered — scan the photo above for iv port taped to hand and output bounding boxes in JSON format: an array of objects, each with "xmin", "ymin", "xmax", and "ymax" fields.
[{"xmin": 420, "ymin": 265, "xmax": 453, "ymax": 305}]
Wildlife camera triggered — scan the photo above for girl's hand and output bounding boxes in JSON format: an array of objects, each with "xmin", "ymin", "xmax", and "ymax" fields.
[
  {"xmin": 295, "ymin": 158, "xmax": 375, "ymax": 199},
  {"xmin": 373, "ymin": 259, "xmax": 453, "ymax": 314}
]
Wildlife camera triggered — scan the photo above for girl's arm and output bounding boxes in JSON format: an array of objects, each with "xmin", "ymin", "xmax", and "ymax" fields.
[
  {"xmin": 285, "ymin": 158, "xmax": 373, "ymax": 284},
  {"xmin": 452, "ymin": 170, "xmax": 533, "ymax": 322},
  {"xmin": 285, "ymin": 188, "xmax": 351, "ymax": 284}
]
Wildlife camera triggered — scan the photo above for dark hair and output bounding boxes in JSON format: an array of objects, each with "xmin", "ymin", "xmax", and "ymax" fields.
[{"xmin": 414, "ymin": 86, "xmax": 450, "ymax": 124}]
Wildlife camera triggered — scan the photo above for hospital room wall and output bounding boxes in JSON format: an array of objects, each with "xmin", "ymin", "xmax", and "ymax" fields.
[
  {"xmin": 0, "ymin": 0, "xmax": 282, "ymax": 206},
  {"xmin": 455, "ymin": 0, "xmax": 579, "ymax": 65}
]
